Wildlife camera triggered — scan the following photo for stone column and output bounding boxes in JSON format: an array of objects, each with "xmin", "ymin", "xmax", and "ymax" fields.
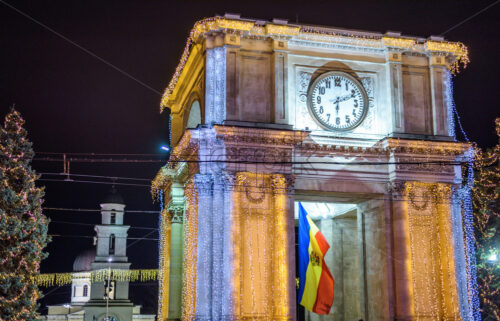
[
  {"xmin": 212, "ymin": 172, "xmax": 235, "ymax": 321},
  {"xmin": 194, "ymin": 174, "xmax": 214, "ymax": 320},
  {"xmin": 428, "ymin": 53, "xmax": 450, "ymax": 136},
  {"xmin": 358, "ymin": 199, "xmax": 389, "ymax": 321},
  {"xmin": 387, "ymin": 181, "xmax": 414, "ymax": 321},
  {"xmin": 221, "ymin": 173, "xmax": 235, "ymax": 321},
  {"xmin": 167, "ymin": 203, "xmax": 184, "ymax": 320},
  {"xmin": 386, "ymin": 49, "xmax": 405, "ymax": 134}
]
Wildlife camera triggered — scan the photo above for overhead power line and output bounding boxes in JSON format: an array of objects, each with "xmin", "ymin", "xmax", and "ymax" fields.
[
  {"xmin": 43, "ymin": 207, "xmax": 159, "ymax": 214},
  {"xmin": 39, "ymin": 178, "xmax": 151, "ymax": 187},
  {"xmin": 37, "ymin": 152, "xmax": 165, "ymax": 156},
  {"xmin": 441, "ymin": 0, "xmax": 500, "ymax": 35},
  {"xmin": 49, "ymin": 220, "xmax": 158, "ymax": 230},
  {"xmin": 0, "ymin": 0, "xmax": 162, "ymax": 95},
  {"xmin": 49, "ymin": 234, "xmax": 158, "ymax": 241},
  {"xmin": 40, "ymin": 172, "xmax": 152, "ymax": 182},
  {"xmin": 34, "ymin": 156, "xmax": 466, "ymax": 166}
]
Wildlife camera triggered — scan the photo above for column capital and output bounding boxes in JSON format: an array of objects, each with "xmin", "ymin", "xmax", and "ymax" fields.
[
  {"xmin": 167, "ymin": 203, "xmax": 185, "ymax": 224},
  {"xmin": 386, "ymin": 180, "xmax": 406, "ymax": 197},
  {"xmin": 213, "ymin": 171, "xmax": 235, "ymax": 191}
]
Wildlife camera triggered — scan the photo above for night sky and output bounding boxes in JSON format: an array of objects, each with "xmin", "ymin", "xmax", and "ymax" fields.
[{"xmin": 1, "ymin": 0, "xmax": 499, "ymax": 315}]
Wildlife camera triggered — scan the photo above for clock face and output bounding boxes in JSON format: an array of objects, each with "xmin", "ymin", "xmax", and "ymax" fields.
[{"xmin": 307, "ymin": 71, "xmax": 368, "ymax": 131}]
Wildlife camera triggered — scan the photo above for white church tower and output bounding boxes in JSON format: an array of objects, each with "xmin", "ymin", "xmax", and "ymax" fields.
[
  {"xmin": 45, "ymin": 187, "xmax": 155, "ymax": 321},
  {"xmin": 83, "ymin": 186, "xmax": 134, "ymax": 321}
]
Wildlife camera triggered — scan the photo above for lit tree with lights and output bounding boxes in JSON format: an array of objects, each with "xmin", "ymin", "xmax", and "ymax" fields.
[
  {"xmin": 473, "ymin": 118, "xmax": 500, "ymax": 320},
  {"xmin": 0, "ymin": 108, "xmax": 50, "ymax": 320}
]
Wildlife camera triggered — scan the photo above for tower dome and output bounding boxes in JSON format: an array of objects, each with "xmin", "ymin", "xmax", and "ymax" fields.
[
  {"xmin": 73, "ymin": 248, "xmax": 96, "ymax": 272},
  {"xmin": 101, "ymin": 185, "xmax": 124, "ymax": 205}
]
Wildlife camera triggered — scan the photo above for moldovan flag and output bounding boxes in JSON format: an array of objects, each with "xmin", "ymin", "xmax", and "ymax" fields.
[{"xmin": 297, "ymin": 202, "xmax": 334, "ymax": 314}]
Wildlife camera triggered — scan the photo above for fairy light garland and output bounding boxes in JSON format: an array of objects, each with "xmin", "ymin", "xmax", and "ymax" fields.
[
  {"xmin": 159, "ymin": 17, "xmax": 470, "ymax": 111},
  {"xmin": 35, "ymin": 269, "xmax": 159, "ymax": 287},
  {"xmin": 405, "ymin": 182, "xmax": 462, "ymax": 320},
  {"xmin": 459, "ymin": 148, "xmax": 482, "ymax": 321},
  {"xmin": 426, "ymin": 41, "xmax": 469, "ymax": 74},
  {"xmin": 181, "ymin": 179, "xmax": 198, "ymax": 320},
  {"xmin": 157, "ymin": 191, "xmax": 169, "ymax": 321},
  {"xmin": 233, "ymin": 173, "xmax": 290, "ymax": 319}
]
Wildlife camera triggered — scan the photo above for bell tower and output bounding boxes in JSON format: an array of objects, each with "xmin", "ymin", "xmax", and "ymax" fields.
[{"xmin": 84, "ymin": 186, "xmax": 134, "ymax": 321}]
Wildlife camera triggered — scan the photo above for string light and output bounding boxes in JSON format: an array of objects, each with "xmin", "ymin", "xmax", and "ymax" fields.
[
  {"xmin": 405, "ymin": 182, "xmax": 462, "ymax": 320},
  {"xmin": 181, "ymin": 179, "xmax": 198, "ymax": 320},
  {"xmin": 157, "ymin": 191, "xmax": 169, "ymax": 321},
  {"xmin": 160, "ymin": 17, "xmax": 470, "ymax": 112},
  {"xmin": 35, "ymin": 269, "xmax": 159, "ymax": 287},
  {"xmin": 0, "ymin": 109, "xmax": 49, "ymax": 320},
  {"xmin": 459, "ymin": 148, "xmax": 482, "ymax": 321},
  {"xmin": 426, "ymin": 41, "xmax": 469, "ymax": 74}
]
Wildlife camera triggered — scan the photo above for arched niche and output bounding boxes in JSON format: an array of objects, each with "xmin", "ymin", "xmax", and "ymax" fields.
[{"xmin": 186, "ymin": 100, "xmax": 201, "ymax": 129}]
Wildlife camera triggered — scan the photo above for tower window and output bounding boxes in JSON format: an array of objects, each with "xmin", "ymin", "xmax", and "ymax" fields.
[
  {"xmin": 83, "ymin": 284, "xmax": 88, "ymax": 297},
  {"xmin": 110, "ymin": 212, "xmax": 116, "ymax": 224},
  {"xmin": 109, "ymin": 234, "xmax": 115, "ymax": 255},
  {"xmin": 73, "ymin": 286, "xmax": 76, "ymax": 297}
]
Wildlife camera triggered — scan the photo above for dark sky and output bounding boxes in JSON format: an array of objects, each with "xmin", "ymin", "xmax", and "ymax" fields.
[{"xmin": 1, "ymin": 0, "xmax": 499, "ymax": 314}]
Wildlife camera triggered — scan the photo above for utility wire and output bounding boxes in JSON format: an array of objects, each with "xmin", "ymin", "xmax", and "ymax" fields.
[
  {"xmin": 39, "ymin": 178, "xmax": 151, "ymax": 187},
  {"xmin": 34, "ymin": 157, "xmax": 467, "ymax": 165},
  {"xmin": 37, "ymin": 152, "xmax": 165, "ymax": 156},
  {"xmin": 127, "ymin": 230, "xmax": 158, "ymax": 249},
  {"xmin": 0, "ymin": 0, "xmax": 162, "ymax": 95},
  {"xmin": 49, "ymin": 220, "xmax": 158, "ymax": 230},
  {"xmin": 49, "ymin": 234, "xmax": 158, "ymax": 241},
  {"xmin": 40, "ymin": 172, "xmax": 152, "ymax": 182},
  {"xmin": 40, "ymin": 178, "xmax": 459, "ymax": 203},
  {"xmin": 43, "ymin": 207, "xmax": 159, "ymax": 214},
  {"xmin": 441, "ymin": 0, "xmax": 500, "ymax": 35}
]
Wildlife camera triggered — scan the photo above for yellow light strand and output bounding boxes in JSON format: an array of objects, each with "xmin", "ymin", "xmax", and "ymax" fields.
[{"xmin": 160, "ymin": 17, "xmax": 470, "ymax": 112}]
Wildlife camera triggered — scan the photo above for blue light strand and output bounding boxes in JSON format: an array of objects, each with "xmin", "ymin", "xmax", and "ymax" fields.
[
  {"xmin": 447, "ymin": 73, "xmax": 469, "ymax": 143},
  {"xmin": 444, "ymin": 72, "xmax": 457, "ymax": 140},
  {"xmin": 447, "ymin": 72, "xmax": 481, "ymax": 320},
  {"xmin": 459, "ymin": 149, "xmax": 481, "ymax": 321}
]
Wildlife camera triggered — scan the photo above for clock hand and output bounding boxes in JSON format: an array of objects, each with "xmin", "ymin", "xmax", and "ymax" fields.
[{"xmin": 339, "ymin": 94, "xmax": 353, "ymax": 102}]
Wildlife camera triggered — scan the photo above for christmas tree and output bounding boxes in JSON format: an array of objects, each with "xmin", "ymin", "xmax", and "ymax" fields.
[
  {"xmin": 473, "ymin": 118, "xmax": 499, "ymax": 320},
  {"xmin": 0, "ymin": 108, "xmax": 50, "ymax": 321}
]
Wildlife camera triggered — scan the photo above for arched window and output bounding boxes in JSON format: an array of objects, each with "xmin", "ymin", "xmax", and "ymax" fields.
[
  {"xmin": 83, "ymin": 284, "xmax": 88, "ymax": 297},
  {"xmin": 110, "ymin": 211, "xmax": 116, "ymax": 224},
  {"xmin": 187, "ymin": 100, "xmax": 201, "ymax": 129},
  {"xmin": 109, "ymin": 234, "xmax": 115, "ymax": 255}
]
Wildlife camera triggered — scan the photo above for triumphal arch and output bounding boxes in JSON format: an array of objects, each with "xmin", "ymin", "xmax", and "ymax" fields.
[{"xmin": 152, "ymin": 15, "xmax": 477, "ymax": 321}]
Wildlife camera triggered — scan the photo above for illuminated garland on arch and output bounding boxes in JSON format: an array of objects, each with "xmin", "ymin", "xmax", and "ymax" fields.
[{"xmin": 160, "ymin": 17, "xmax": 470, "ymax": 111}]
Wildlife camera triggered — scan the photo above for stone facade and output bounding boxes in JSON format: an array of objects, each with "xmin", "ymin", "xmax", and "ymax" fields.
[{"xmin": 154, "ymin": 15, "xmax": 474, "ymax": 321}]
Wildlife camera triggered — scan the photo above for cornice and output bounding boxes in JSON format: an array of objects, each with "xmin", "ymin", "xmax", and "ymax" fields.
[{"xmin": 160, "ymin": 16, "xmax": 469, "ymax": 109}]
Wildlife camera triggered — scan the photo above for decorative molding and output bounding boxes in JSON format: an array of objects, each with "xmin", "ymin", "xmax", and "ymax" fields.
[
  {"xmin": 295, "ymin": 71, "xmax": 375, "ymax": 132},
  {"xmin": 194, "ymin": 174, "xmax": 213, "ymax": 195},
  {"xmin": 386, "ymin": 180, "xmax": 405, "ymax": 196},
  {"xmin": 358, "ymin": 76, "xmax": 376, "ymax": 131},
  {"xmin": 215, "ymin": 125, "xmax": 307, "ymax": 146}
]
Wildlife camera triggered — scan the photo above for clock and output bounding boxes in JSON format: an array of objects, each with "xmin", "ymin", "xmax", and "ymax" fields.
[{"xmin": 307, "ymin": 71, "xmax": 368, "ymax": 131}]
